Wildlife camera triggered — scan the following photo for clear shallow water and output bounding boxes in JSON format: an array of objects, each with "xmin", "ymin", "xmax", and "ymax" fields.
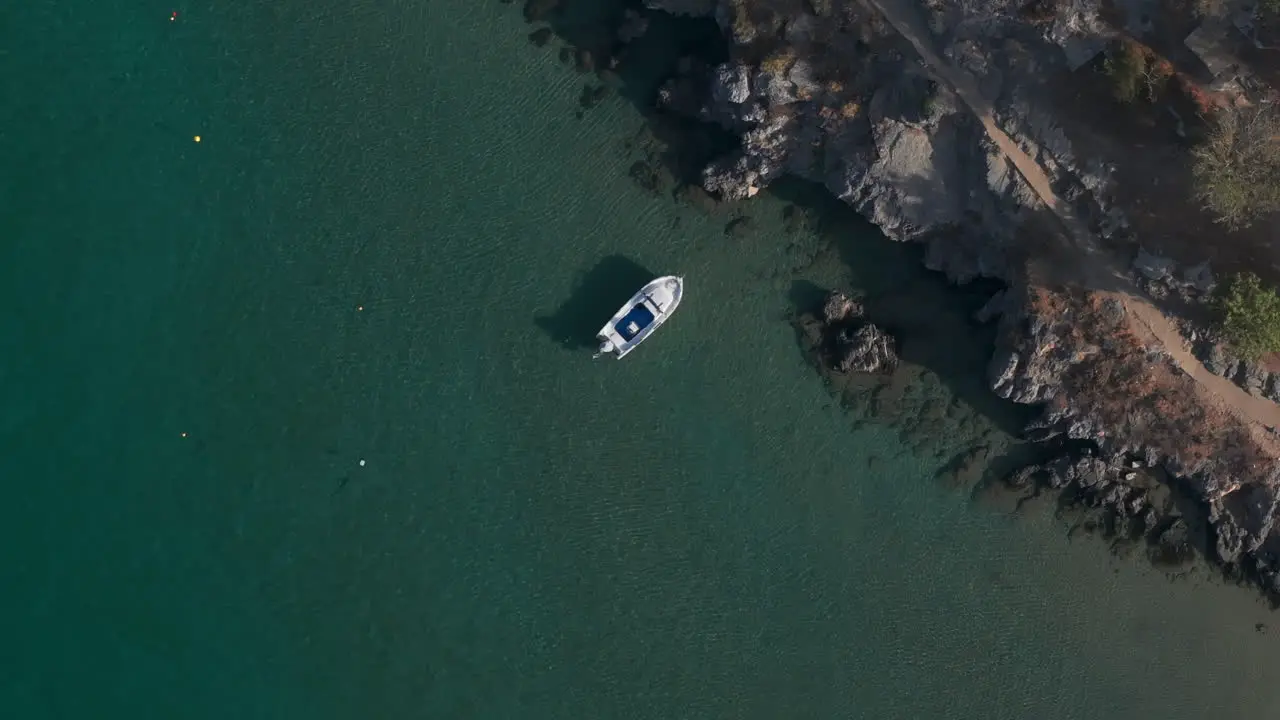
[{"xmin": 3, "ymin": 0, "xmax": 1280, "ymax": 717}]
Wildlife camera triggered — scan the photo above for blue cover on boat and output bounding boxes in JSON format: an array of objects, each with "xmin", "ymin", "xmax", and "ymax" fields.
[{"xmin": 615, "ymin": 303, "xmax": 655, "ymax": 341}]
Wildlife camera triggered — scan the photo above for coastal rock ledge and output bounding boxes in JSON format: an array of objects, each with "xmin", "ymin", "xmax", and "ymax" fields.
[
  {"xmin": 626, "ymin": 0, "xmax": 1280, "ymax": 599},
  {"xmin": 987, "ymin": 280, "xmax": 1280, "ymax": 598},
  {"xmin": 644, "ymin": 0, "xmax": 1119, "ymax": 284}
]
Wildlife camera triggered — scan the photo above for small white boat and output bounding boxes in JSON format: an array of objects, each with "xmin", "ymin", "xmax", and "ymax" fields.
[{"xmin": 593, "ymin": 275, "xmax": 684, "ymax": 359}]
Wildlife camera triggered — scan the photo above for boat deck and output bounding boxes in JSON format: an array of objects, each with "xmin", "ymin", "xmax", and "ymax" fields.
[{"xmin": 615, "ymin": 303, "xmax": 656, "ymax": 340}]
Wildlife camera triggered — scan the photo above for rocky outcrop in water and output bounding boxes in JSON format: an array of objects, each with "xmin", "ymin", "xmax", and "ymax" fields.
[
  {"xmin": 984, "ymin": 278, "xmax": 1280, "ymax": 597},
  {"xmin": 835, "ymin": 324, "xmax": 899, "ymax": 374},
  {"xmin": 999, "ymin": 446, "xmax": 1201, "ymax": 568},
  {"xmin": 803, "ymin": 291, "xmax": 900, "ymax": 375}
]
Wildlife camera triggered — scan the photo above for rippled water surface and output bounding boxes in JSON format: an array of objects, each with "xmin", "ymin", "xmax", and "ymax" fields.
[{"xmin": 3, "ymin": 1, "xmax": 1280, "ymax": 717}]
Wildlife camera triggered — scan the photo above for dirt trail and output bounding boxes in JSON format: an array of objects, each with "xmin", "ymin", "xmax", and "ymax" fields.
[{"xmin": 861, "ymin": 0, "xmax": 1280, "ymax": 431}]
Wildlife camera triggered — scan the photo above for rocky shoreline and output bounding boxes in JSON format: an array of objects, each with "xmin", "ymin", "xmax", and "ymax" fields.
[
  {"xmin": 798, "ymin": 279, "xmax": 1273, "ymax": 592},
  {"xmin": 518, "ymin": 0, "xmax": 1280, "ymax": 603}
]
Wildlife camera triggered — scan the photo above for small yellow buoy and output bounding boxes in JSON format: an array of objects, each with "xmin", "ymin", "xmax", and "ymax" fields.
[{"xmin": 193, "ymin": 135, "xmax": 201, "ymax": 143}]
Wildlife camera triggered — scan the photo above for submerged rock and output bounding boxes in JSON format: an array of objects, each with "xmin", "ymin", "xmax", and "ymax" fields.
[
  {"xmin": 722, "ymin": 215, "xmax": 753, "ymax": 238},
  {"xmin": 527, "ymin": 27, "xmax": 553, "ymax": 47},
  {"xmin": 1150, "ymin": 518, "xmax": 1195, "ymax": 567},
  {"xmin": 523, "ymin": 0, "xmax": 560, "ymax": 22},
  {"xmin": 806, "ymin": 291, "xmax": 899, "ymax": 375}
]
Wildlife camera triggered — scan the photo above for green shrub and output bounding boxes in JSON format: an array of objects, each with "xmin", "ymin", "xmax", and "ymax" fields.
[
  {"xmin": 1217, "ymin": 272, "xmax": 1280, "ymax": 359},
  {"xmin": 1192, "ymin": 109, "xmax": 1280, "ymax": 230},
  {"xmin": 1104, "ymin": 40, "xmax": 1146, "ymax": 103}
]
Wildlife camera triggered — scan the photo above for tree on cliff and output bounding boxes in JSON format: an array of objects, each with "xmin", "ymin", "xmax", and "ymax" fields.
[
  {"xmin": 1218, "ymin": 272, "xmax": 1280, "ymax": 359},
  {"xmin": 1103, "ymin": 39, "xmax": 1173, "ymax": 104},
  {"xmin": 1192, "ymin": 108, "xmax": 1280, "ymax": 230},
  {"xmin": 1104, "ymin": 40, "xmax": 1146, "ymax": 103}
]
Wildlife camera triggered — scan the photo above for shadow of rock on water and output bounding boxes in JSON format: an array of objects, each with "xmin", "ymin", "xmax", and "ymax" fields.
[
  {"xmin": 536, "ymin": 255, "xmax": 656, "ymax": 349},
  {"xmin": 788, "ymin": 279, "xmax": 830, "ymax": 317},
  {"xmin": 859, "ymin": 272, "xmax": 1031, "ymax": 439},
  {"xmin": 780, "ymin": 175, "xmax": 1036, "ymax": 446},
  {"xmin": 510, "ymin": 0, "xmax": 726, "ymax": 110},
  {"xmin": 507, "ymin": 0, "xmax": 735, "ymax": 193}
]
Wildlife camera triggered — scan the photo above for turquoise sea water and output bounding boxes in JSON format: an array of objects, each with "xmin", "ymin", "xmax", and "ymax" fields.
[{"xmin": 6, "ymin": 1, "xmax": 1280, "ymax": 717}]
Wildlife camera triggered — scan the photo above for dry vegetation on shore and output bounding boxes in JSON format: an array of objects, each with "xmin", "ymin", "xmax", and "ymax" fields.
[{"xmin": 1030, "ymin": 286, "xmax": 1272, "ymax": 480}]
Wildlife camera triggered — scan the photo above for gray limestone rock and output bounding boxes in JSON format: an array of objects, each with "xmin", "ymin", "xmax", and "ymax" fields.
[
  {"xmin": 1133, "ymin": 248, "xmax": 1176, "ymax": 282},
  {"xmin": 1047, "ymin": 0, "xmax": 1112, "ymax": 70},
  {"xmin": 835, "ymin": 323, "xmax": 899, "ymax": 374},
  {"xmin": 1070, "ymin": 456, "xmax": 1112, "ymax": 489},
  {"xmin": 1266, "ymin": 373, "xmax": 1280, "ymax": 404},
  {"xmin": 785, "ymin": 59, "xmax": 821, "ymax": 98},
  {"xmin": 1100, "ymin": 297, "xmax": 1126, "ymax": 328},
  {"xmin": 1198, "ymin": 341, "xmax": 1240, "ymax": 379},
  {"xmin": 822, "ymin": 291, "xmax": 864, "ymax": 325},
  {"xmin": 924, "ymin": 230, "xmax": 1010, "ymax": 284},
  {"xmin": 988, "ymin": 347, "xmax": 1022, "ymax": 399},
  {"xmin": 756, "ymin": 69, "xmax": 797, "ymax": 106},
  {"xmin": 702, "ymin": 151, "xmax": 774, "ymax": 201},
  {"xmin": 1240, "ymin": 361, "xmax": 1269, "ymax": 397},
  {"xmin": 711, "ymin": 62, "xmax": 752, "ymax": 106},
  {"xmin": 987, "ymin": 293, "xmax": 1071, "ymax": 405},
  {"xmin": 1184, "ymin": 261, "xmax": 1215, "ymax": 294},
  {"xmin": 1213, "ymin": 509, "xmax": 1250, "ymax": 565},
  {"xmin": 868, "ymin": 73, "xmax": 935, "ymax": 126}
]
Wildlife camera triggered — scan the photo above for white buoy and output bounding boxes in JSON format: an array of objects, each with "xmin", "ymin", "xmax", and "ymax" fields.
[{"xmin": 358, "ymin": 459, "xmax": 366, "ymax": 467}]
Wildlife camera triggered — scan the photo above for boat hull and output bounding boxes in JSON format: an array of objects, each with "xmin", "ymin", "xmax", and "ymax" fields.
[{"xmin": 593, "ymin": 275, "xmax": 683, "ymax": 358}]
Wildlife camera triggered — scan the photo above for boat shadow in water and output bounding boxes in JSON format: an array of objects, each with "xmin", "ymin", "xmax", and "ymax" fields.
[{"xmin": 536, "ymin": 255, "xmax": 656, "ymax": 350}]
